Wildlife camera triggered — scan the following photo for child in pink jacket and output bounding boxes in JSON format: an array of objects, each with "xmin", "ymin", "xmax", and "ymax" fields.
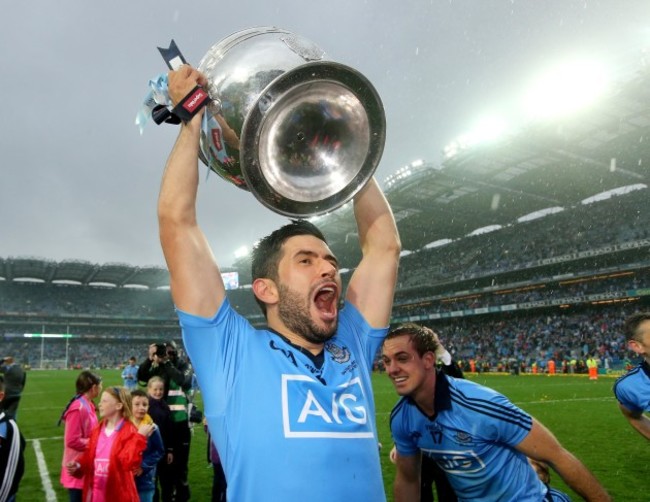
[{"xmin": 59, "ymin": 371, "xmax": 102, "ymax": 502}]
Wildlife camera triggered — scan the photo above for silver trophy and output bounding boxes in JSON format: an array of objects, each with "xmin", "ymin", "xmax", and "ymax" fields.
[{"xmin": 195, "ymin": 27, "xmax": 386, "ymax": 217}]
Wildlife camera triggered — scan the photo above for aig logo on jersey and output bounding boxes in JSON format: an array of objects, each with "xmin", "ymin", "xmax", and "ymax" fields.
[
  {"xmin": 281, "ymin": 374, "xmax": 374, "ymax": 438},
  {"xmin": 426, "ymin": 449, "xmax": 486, "ymax": 474}
]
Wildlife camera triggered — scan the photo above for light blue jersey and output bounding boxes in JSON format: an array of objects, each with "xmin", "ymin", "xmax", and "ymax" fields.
[
  {"xmin": 121, "ymin": 364, "xmax": 139, "ymax": 390},
  {"xmin": 613, "ymin": 361, "xmax": 650, "ymax": 413},
  {"xmin": 391, "ymin": 373, "xmax": 551, "ymax": 502},
  {"xmin": 179, "ymin": 299, "xmax": 387, "ymax": 502}
]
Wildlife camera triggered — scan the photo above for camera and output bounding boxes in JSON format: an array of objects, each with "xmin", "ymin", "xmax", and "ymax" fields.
[{"xmin": 154, "ymin": 343, "xmax": 168, "ymax": 358}]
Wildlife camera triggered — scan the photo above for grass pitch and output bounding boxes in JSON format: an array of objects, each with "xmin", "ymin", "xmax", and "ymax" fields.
[{"xmin": 16, "ymin": 370, "xmax": 647, "ymax": 501}]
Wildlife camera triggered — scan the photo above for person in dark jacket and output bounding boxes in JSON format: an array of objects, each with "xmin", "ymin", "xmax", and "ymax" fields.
[
  {"xmin": 138, "ymin": 342, "xmax": 193, "ymax": 501},
  {"xmin": 0, "ymin": 357, "xmax": 25, "ymax": 421},
  {"xmin": 0, "ymin": 375, "xmax": 25, "ymax": 502}
]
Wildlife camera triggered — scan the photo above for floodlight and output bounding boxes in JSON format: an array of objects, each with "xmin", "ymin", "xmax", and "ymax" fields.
[
  {"xmin": 234, "ymin": 246, "xmax": 249, "ymax": 259},
  {"xmin": 522, "ymin": 60, "xmax": 609, "ymax": 119},
  {"xmin": 443, "ymin": 116, "xmax": 507, "ymax": 159},
  {"xmin": 465, "ymin": 116, "xmax": 508, "ymax": 145}
]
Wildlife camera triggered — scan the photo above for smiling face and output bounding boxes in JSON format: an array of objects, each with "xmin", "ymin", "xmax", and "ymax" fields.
[
  {"xmin": 147, "ymin": 380, "xmax": 165, "ymax": 400},
  {"xmin": 382, "ymin": 335, "xmax": 436, "ymax": 401},
  {"xmin": 274, "ymin": 234, "xmax": 342, "ymax": 344}
]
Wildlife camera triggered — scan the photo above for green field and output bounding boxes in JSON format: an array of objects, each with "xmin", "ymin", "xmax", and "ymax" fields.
[{"xmin": 15, "ymin": 371, "xmax": 648, "ymax": 501}]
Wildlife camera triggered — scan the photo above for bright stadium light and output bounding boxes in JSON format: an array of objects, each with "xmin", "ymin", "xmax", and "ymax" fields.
[
  {"xmin": 234, "ymin": 246, "xmax": 249, "ymax": 259},
  {"xmin": 443, "ymin": 116, "xmax": 507, "ymax": 159},
  {"xmin": 465, "ymin": 116, "xmax": 508, "ymax": 144},
  {"xmin": 522, "ymin": 59, "xmax": 609, "ymax": 119}
]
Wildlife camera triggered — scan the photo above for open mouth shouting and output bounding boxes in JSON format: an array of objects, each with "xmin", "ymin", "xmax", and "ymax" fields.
[{"xmin": 312, "ymin": 281, "xmax": 339, "ymax": 323}]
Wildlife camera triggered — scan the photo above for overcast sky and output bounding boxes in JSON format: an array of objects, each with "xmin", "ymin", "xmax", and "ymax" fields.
[{"xmin": 1, "ymin": 1, "xmax": 649, "ymax": 268}]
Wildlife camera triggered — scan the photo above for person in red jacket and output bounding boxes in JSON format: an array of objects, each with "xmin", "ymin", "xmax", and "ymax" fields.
[{"xmin": 66, "ymin": 386, "xmax": 154, "ymax": 502}]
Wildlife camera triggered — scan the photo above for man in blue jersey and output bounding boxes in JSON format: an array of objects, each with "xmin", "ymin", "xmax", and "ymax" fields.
[
  {"xmin": 158, "ymin": 65, "xmax": 400, "ymax": 502},
  {"xmin": 613, "ymin": 312, "xmax": 650, "ymax": 440},
  {"xmin": 382, "ymin": 324, "xmax": 610, "ymax": 501},
  {"xmin": 121, "ymin": 357, "xmax": 139, "ymax": 391}
]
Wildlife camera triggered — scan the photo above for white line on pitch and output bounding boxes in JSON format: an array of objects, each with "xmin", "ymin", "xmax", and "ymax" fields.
[
  {"xmin": 27, "ymin": 436, "xmax": 64, "ymax": 442},
  {"xmin": 32, "ymin": 439, "xmax": 57, "ymax": 502}
]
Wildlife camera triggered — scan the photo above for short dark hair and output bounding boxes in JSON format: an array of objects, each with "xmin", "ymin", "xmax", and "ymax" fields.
[
  {"xmin": 623, "ymin": 312, "xmax": 650, "ymax": 342},
  {"xmin": 250, "ymin": 220, "xmax": 327, "ymax": 316},
  {"xmin": 131, "ymin": 388, "xmax": 148, "ymax": 399},
  {"xmin": 383, "ymin": 323, "xmax": 440, "ymax": 356},
  {"xmin": 75, "ymin": 370, "xmax": 102, "ymax": 395}
]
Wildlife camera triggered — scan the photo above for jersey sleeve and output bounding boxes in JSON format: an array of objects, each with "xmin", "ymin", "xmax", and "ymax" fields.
[
  {"xmin": 472, "ymin": 387, "xmax": 532, "ymax": 447},
  {"xmin": 390, "ymin": 400, "xmax": 420, "ymax": 456},
  {"xmin": 177, "ymin": 299, "xmax": 253, "ymax": 416},
  {"xmin": 337, "ymin": 301, "xmax": 388, "ymax": 368},
  {"xmin": 614, "ymin": 378, "xmax": 643, "ymax": 412}
]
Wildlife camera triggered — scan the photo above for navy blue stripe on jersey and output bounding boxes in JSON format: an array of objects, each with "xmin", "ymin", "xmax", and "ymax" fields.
[
  {"xmin": 389, "ymin": 396, "xmax": 411, "ymax": 425},
  {"xmin": 448, "ymin": 385, "xmax": 531, "ymax": 424},
  {"xmin": 449, "ymin": 387, "xmax": 532, "ymax": 430},
  {"xmin": 546, "ymin": 487, "xmax": 572, "ymax": 502}
]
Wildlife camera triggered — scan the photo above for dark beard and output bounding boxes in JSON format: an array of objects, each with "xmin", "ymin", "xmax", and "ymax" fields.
[{"xmin": 277, "ymin": 283, "xmax": 337, "ymax": 344}]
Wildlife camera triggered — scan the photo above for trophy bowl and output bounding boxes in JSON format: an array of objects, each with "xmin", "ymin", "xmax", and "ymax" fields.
[{"xmin": 196, "ymin": 27, "xmax": 386, "ymax": 217}]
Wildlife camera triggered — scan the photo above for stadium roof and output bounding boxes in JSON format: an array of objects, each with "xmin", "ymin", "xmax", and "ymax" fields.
[
  {"xmin": 315, "ymin": 66, "xmax": 650, "ymax": 267},
  {"xmin": 3, "ymin": 68, "xmax": 650, "ymax": 281},
  {"xmin": 0, "ymin": 257, "xmax": 170, "ymax": 289}
]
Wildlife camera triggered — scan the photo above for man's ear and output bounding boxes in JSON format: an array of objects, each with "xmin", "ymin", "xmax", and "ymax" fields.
[
  {"xmin": 628, "ymin": 339, "xmax": 645, "ymax": 356},
  {"xmin": 422, "ymin": 351, "xmax": 436, "ymax": 370},
  {"xmin": 252, "ymin": 278, "xmax": 279, "ymax": 306}
]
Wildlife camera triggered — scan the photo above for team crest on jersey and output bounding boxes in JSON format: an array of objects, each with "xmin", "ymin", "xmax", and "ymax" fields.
[
  {"xmin": 325, "ymin": 342, "xmax": 350, "ymax": 364},
  {"xmin": 454, "ymin": 431, "xmax": 473, "ymax": 444}
]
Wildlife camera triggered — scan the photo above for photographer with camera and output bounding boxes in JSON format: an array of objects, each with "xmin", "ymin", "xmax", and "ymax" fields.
[{"xmin": 138, "ymin": 341, "xmax": 194, "ymax": 502}]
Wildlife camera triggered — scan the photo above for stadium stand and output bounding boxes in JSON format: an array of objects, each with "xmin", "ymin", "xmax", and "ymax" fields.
[{"xmin": 1, "ymin": 65, "xmax": 649, "ymax": 372}]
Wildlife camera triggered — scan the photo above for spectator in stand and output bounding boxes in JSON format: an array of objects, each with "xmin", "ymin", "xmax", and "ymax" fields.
[
  {"xmin": 138, "ymin": 342, "xmax": 193, "ymax": 502},
  {"xmin": 122, "ymin": 357, "xmax": 139, "ymax": 391},
  {"xmin": 613, "ymin": 312, "xmax": 650, "ymax": 441},
  {"xmin": 59, "ymin": 371, "xmax": 102, "ymax": 502},
  {"xmin": 0, "ymin": 357, "xmax": 26, "ymax": 421}
]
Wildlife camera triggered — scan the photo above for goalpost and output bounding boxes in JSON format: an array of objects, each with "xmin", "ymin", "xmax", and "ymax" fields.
[{"xmin": 23, "ymin": 333, "xmax": 72, "ymax": 369}]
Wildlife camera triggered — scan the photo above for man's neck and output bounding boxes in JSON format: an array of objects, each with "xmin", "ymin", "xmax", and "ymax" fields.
[
  {"xmin": 268, "ymin": 317, "xmax": 324, "ymax": 355},
  {"xmin": 414, "ymin": 373, "xmax": 437, "ymax": 417}
]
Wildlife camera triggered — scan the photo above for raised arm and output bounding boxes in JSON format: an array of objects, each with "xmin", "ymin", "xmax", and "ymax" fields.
[
  {"xmin": 515, "ymin": 419, "xmax": 611, "ymax": 501},
  {"xmin": 158, "ymin": 66, "xmax": 225, "ymax": 317},
  {"xmin": 345, "ymin": 178, "xmax": 401, "ymax": 327}
]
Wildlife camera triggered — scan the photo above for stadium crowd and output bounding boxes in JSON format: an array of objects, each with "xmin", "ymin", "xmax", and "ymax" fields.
[
  {"xmin": 427, "ymin": 305, "xmax": 636, "ymax": 372},
  {"xmin": 396, "ymin": 190, "xmax": 649, "ymax": 289}
]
